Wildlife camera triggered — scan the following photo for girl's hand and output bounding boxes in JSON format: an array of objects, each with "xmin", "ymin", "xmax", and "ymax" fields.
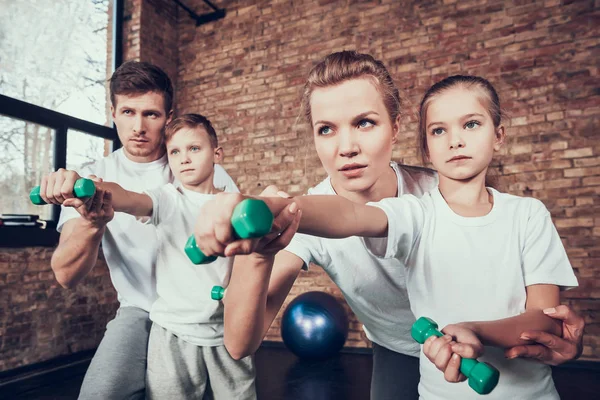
[{"xmin": 423, "ymin": 323, "xmax": 484, "ymax": 383}]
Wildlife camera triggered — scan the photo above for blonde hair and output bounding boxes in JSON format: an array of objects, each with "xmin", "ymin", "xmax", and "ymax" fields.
[{"xmin": 300, "ymin": 51, "xmax": 401, "ymax": 126}]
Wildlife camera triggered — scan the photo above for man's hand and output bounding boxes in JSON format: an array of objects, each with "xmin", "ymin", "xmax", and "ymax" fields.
[{"xmin": 505, "ymin": 305, "xmax": 585, "ymax": 366}]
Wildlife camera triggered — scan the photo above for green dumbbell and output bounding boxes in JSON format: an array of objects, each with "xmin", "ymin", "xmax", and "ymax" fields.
[
  {"xmin": 185, "ymin": 198, "xmax": 274, "ymax": 264},
  {"xmin": 211, "ymin": 285, "xmax": 225, "ymax": 301},
  {"xmin": 411, "ymin": 317, "xmax": 499, "ymax": 395},
  {"xmin": 30, "ymin": 178, "xmax": 96, "ymax": 205}
]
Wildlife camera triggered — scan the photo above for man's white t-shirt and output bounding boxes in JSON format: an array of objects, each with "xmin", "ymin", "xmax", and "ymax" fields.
[
  {"xmin": 367, "ymin": 187, "xmax": 578, "ymax": 399},
  {"xmin": 57, "ymin": 148, "xmax": 238, "ymax": 312},
  {"xmin": 145, "ymin": 184, "xmax": 231, "ymax": 346},
  {"xmin": 284, "ymin": 162, "xmax": 438, "ymax": 357}
]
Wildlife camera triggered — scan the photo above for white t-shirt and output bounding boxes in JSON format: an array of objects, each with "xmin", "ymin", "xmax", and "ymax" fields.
[
  {"xmin": 284, "ymin": 162, "xmax": 438, "ymax": 357},
  {"xmin": 145, "ymin": 184, "xmax": 232, "ymax": 346},
  {"xmin": 57, "ymin": 148, "xmax": 238, "ymax": 312},
  {"xmin": 367, "ymin": 187, "xmax": 578, "ymax": 400}
]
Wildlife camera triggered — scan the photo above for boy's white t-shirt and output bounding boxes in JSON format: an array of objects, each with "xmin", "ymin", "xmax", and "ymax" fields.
[
  {"xmin": 284, "ymin": 162, "xmax": 438, "ymax": 357},
  {"xmin": 57, "ymin": 148, "xmax": 238, "ymax": 312},
  {"xmin": 145, "ymin": 184, "xmax": 232, "ymax": 346},
  {"xmin": 367, "ymin": 187, "xmax": 578, "ymax": 399}
]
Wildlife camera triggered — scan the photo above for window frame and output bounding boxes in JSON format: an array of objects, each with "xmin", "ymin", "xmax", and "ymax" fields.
[{"xmin": 0, "ymin": 0, "xmax": 123, "ymax": 247}]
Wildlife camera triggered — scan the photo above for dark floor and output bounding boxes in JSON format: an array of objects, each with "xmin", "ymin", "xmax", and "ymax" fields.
[{"xmin": 1, "ymin": 345, "xmax": 599, "ymax": 399}]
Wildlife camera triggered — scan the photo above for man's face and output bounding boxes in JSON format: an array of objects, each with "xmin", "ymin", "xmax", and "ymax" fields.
[{"xmin": 111, "ymin": 92, "xmax": 172, "ymax": 162}]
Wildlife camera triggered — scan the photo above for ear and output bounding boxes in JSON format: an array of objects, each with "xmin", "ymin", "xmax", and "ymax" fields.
[
  {"xmin": 110, "ymin": 105, "xmax": 116, "ymax": 120},
  {"xmin": 493, "ymin": 125, "xmax": 505, "ymax": 151},
  {"xmin": 213, "ymin": 146, "xmax": 224, "ymax": 164},
  {"xmin": 166, "ymin": 109, "xmax": 174, "ymax": 125},
  {"xmin": 392, "ymin": 115, "xmax": 401, "ymax": 144}
]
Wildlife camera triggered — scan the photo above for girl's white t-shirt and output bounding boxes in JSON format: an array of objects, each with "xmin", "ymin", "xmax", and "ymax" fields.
[{"xmin": 366, "ymin": 187, "xmax": 578, "ymax": 399}]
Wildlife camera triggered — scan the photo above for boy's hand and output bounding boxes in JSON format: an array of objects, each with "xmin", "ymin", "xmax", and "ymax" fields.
[
  {"xmin": 505, "ymin": 305, "xmax": 585, "ymax": 365},
  {"xmin": 423, "ymin": 323, "xmax": 484, "ymax": 383},
  {"xmin": 39, "ymin": 168, "xmax": 82, "ymax": 205}
]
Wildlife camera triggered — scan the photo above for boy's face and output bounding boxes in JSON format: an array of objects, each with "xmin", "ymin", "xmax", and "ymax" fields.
[
  {"xmin": 166, "ymin": 127, "xmax": 222, "ymax": 188},
  {"xmin": 111, "ymin": 91, "xmax": 172, "ymax": 163}
]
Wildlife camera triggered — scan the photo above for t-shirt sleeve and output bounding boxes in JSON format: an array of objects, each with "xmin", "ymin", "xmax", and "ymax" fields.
[
  {"xmin": 362, "ymin": 195, "xmax": 426, "ymax": 265},
  {"xmin": 214, "ymin": 164, "xmax": 239, "ymax": 193},
  {"xmin": 144, "ymin": 185, "xmax": 176, "ymax": 226},
  {"xmin": 522, "ymin": 199, "xmax": 578, "ymax": 290},
  {"xmin": 284, "ymin": 232, "xmax": 331, "ymax": 271},
  {"xmin": 56, "ymin": 163, "xmax": 95, "ymax": 232}
]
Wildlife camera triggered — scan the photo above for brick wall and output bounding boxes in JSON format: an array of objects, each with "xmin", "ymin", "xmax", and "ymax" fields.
[
  {"xmin": 173, "ymin": 0, "xmax": 600, "ymax": 359},
  {"xmin": 0, "ymin": 248, "xmax": 118, "ymax": 371}
]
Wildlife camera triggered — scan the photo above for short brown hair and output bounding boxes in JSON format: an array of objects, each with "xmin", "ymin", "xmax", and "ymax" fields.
[
  {"xmin": 165, "ymin": 113, "xmax": 219, "ymax": 148},
  {"xmin": 109, "ymin": 61, "xmax": 174, "ymax": 113},
  {"xmin": 301, "ymin": 51, "xmax": 401, "ymax": 126}
]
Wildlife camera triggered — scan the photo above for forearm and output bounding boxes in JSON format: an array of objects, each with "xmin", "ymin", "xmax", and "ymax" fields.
[
  {"xmin": 224, "ymin": 254, "xmax": 275, "ymax": 359},
  {"xmin": 262, "ymin": 195, "xmax": 388, "ymax": 238},
  {"xmin": 462, "ymin": 310, "xmax": 563, "ymax": 348},
  {"xmin": 98, "ymin": 182, "xmax": 152, "ymax": 216},
  {"xmin": 51, "ymin": 219, "xmax": 105, "ymax": 289}
]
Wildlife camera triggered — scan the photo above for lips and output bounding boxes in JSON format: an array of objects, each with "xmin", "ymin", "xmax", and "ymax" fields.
[
  {"xmin": 339, "ymin": 163, "xmax": 367, "ymax": 178},
  {"xmin": 339, "ymin": 163, "xmax": 367, "ymax": 171},
  {"xmin": 447, "ymin": 155, "xmax": 471, "ymax": 162}
]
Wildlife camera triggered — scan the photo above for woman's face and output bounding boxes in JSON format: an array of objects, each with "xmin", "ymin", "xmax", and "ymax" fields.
[{"xmin": 310, "ymin": 78, "xmax": 398, "ymax": 196}]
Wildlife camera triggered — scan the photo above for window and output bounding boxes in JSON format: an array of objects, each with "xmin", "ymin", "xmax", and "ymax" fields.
[{"xmin": 0, "ymin": 0, "xmax": 121, "ymax": 246}]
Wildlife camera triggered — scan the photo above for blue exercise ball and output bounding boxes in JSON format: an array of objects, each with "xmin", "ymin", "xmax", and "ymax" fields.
[{"xmin": 281, "ymin": 291, "xmax": 349, "ymax": 360}]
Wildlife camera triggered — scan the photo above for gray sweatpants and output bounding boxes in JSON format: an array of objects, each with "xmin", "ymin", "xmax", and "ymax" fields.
[
  {"xmin": 79, "ymin": 306, "xmax": 151, "ymax": 400},
  {"xmin": 146, "ymin": 323, "xmax": 256, "ymax": 400},
  {"xmin": 371, "ymin": 342, "xmax": 420, "ymax": 400}
]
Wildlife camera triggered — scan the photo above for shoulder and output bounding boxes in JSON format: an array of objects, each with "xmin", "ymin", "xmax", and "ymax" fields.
[
  {"xmin": 392, "ymin": 162, "xmax": 439, "ymax": 194},
  {"xmin": 307, "ymin": 176, "xmax": 334, "ymax": 195},
  {"xmin": 493, "ymin": 190, "xmax": 549, "ymax": 219}
]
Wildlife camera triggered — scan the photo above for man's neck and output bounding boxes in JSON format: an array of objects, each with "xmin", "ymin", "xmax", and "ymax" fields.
[{"xmin": 122, "ymin": 148, "xmax": 166, "ymax": 163}]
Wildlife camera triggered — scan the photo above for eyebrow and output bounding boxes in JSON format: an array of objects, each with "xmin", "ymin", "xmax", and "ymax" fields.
[
  {"xmin": 314, "ymin": 111, "xmax": 380, "ymax": 126},
  {"xmin": 427, "ymin": 113, "xmax": 485, "ymax": 129}
]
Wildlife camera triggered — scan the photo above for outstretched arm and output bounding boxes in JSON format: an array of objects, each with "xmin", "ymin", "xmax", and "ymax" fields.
[{"xmin": 194, "ymin": 192, "xmax": 389, "ymax": 259}]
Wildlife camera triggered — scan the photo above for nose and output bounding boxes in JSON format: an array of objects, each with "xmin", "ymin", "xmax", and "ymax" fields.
[
  {"xmin": 448, "ymin": 128, "xmax": 465, "ymax": 150},
  {"xmin": 180, "ymin": 150, "xmax": 191, "ymax": 164},
  {"xmin": 132, "ymin": 115, "xmax": 144, "ymax": 135},
  {"xmin": 338, "ymin": 128, "xmax": 360, "ymax": 158}
]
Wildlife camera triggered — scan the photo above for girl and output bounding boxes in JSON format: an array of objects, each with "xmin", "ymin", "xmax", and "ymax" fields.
[{"xmin": 192, "ymin": 52, "xmax": 579, "ymax": 398}]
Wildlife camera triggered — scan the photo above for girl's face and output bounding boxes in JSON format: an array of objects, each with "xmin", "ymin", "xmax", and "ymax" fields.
[
  {"xmin": 424, "ymin": 86, "xmax": 504, "ymax": 183},
  {"xmin": 310, "ymin": 78, "xmax": 398, "ymax": 195}
]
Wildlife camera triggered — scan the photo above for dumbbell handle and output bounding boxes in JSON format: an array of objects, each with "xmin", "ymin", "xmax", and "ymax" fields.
[
  {"xmin": 185, "ymin": 198, "xmax": 274, "ymax": 265},
  {"xmin": 30, "ymin": 178, "xmax": 96, "ymax": 205}
]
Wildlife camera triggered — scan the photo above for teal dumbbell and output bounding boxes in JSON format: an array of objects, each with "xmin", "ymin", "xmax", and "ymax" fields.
[
  {"xmin": 30, "ymin": 178, "xmax": 96, "ymax": 205},
  {"xmin": 411, "ymin": 317, "xmax": 499, "ymax": 395},
  {"xmin": 211, "ymin": 285, "xmax": 225, "ymax": 301},
  {"xmin": 185, "ymin": 198, "xmax": 274, "ymax": 264}
]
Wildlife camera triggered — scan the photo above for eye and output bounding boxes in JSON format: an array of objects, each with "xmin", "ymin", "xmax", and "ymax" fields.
[
  {"xmin": 123, "ymin": 109, "xmax": 132, "ymax": 115},
  {"xmin": 431, "ymin": 127, "xmax": 445, "ymax": 136},
  {"xmin": 318, "ymin": 125, "xmax": 333, "ymax": 136},
  {"xmin": 465, "ymin": 120, "xmax": 480, "ymax": 130},
  {"xmin": 170, "ymin": 149, "xmax": 179, "ymax": 155},
  {"xmin": 190, "ymin": 146, "xmax": 200, "ymax": 152},
  {"xmin": 147, "ymin": 112, "xmax": 159, "ymax": 119},
  {"xmin": 357, "ymin": 119, "xmax": 375, "ymax": 129}
]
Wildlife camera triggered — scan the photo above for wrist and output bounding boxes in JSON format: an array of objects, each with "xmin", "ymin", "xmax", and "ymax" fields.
[{"xmin": 79, "ymin": 219, "xmax": 107, "ymax": 236}]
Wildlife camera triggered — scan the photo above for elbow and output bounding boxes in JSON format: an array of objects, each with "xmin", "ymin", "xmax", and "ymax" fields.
[
  {"xmin": 224, "ymin": 337, "xmax": 254, "ymax": 361},
  {"xmin": 51, "ymin": 260, "xmax": 77, "ymax": 289}
]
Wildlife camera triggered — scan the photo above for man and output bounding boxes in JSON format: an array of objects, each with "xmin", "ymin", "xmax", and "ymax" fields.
[{"xmin": 39, "ymin": 61, "xmax": 238, "ymax": 399}]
